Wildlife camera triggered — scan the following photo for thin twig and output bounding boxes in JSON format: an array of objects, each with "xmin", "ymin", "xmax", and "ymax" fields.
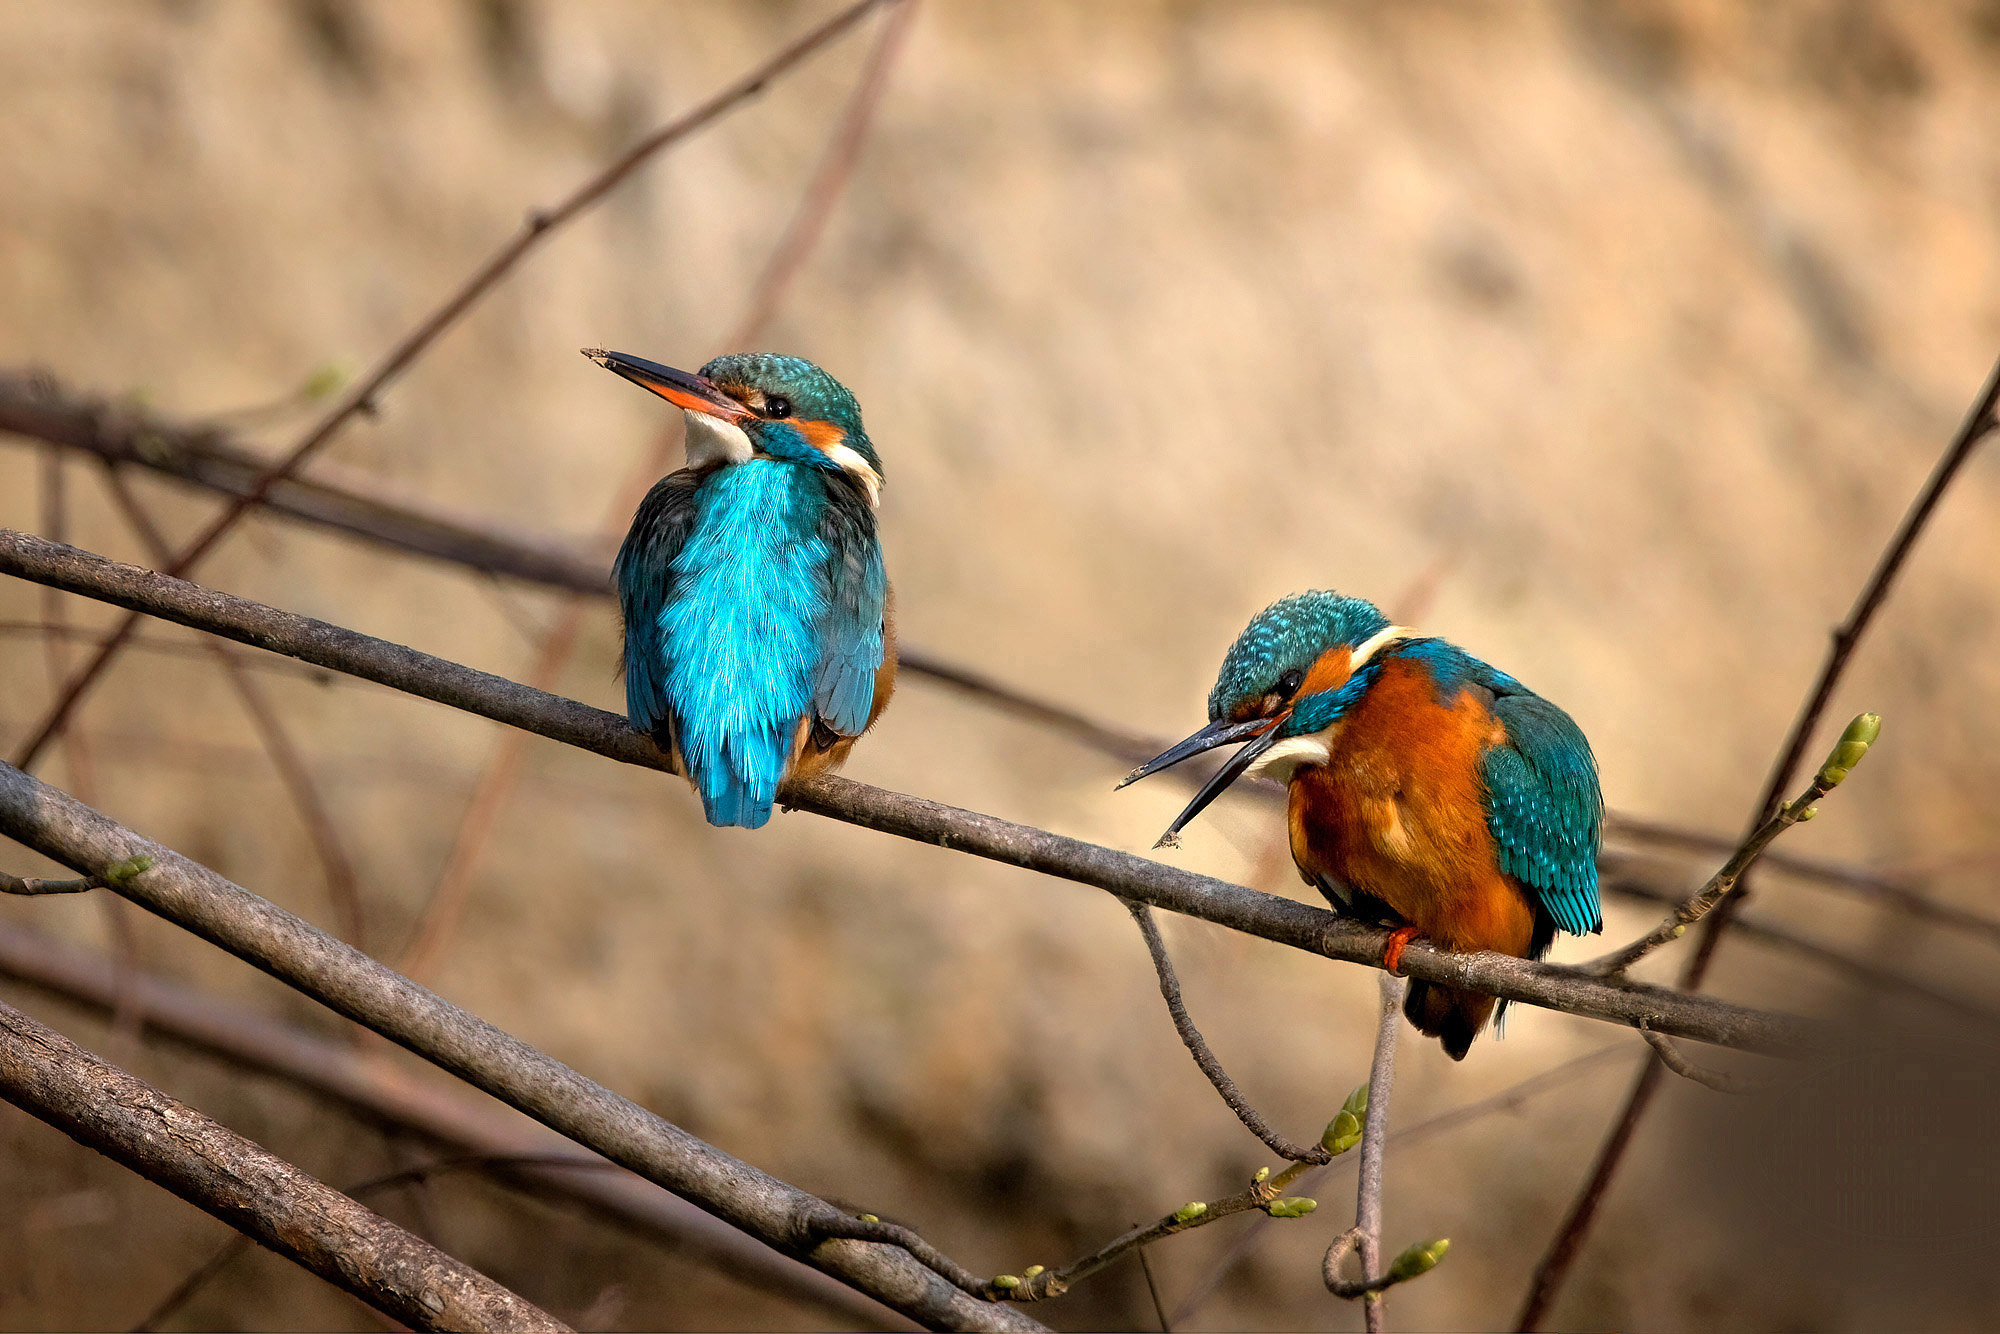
[
  {"xmin": 396, "ymin": 1, "xmax": 915, "ymax": 983},
  {"xmin": 1515, "ymin": 351, "xmax": 2000, "ymax": 1331},
  {"xmin": 1136, "ymin": 1246, "xmax": 1171, "ymax": 1332},
  {"xmin": 8, "ymin": 0, "xmax": 892, "ymax": 772},
  {"xmin": 0, "ymin": 869, "xmax": 101, "ymax": 896},
  {"xmin": 1588, "ymin": 767, "xmax": 1843, "ymax": 976},
  {"xmin": 1604, "ymin": 812, "xmax": 2000, "ymax": 949},
  {"xmin": 1124, "ymin": 902, "xmax": 1330, "ymax": 1163},
  {"xmin": 990, "ymin": 1153, "xmax": 1327, "ymax": 1303},
  {"xmin": 1636, "ymin": 1024, "xmax": 1753, "ymax": 1095},
  {"xmin": 1351, "ymin": 975, "xmax": 1406, "ymax": 1327},
  {"xmin": 99, "ymin": 465, "xmax": 367, "ymax": 946},
  {"xmin": 0, "ymin": 529, "xmax": 1816, "ymax": 1053},
  {"xmin": 1170, "ymin": 1045, "xmax": 1633, "ymax": 1326},
  {"xmin": 0, "ymin": 997, "xmax": 569, "ymax": 1332}
]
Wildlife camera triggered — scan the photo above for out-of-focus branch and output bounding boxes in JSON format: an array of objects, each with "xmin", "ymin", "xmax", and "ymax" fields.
[
  {"xmin": 1600, "ymin": 853, "xmax": 2000, "ymax": 1025},
  {"xmin": 0, "ymin": 920, "xmax": 907, "ymax": 1329},
  {"xmin": 0, "ymin": 530, "xmax": 1814, "ymax": 1053},
  {"xmin": 0, "ymin": 995, "xmax": 568, "ymax": 1332},
  {"xmin": 100, "ymin": 466, "xmax": 368, "ymax": 946},
  {"xmin": 722, "ymin": 0, "xmax": 919, "ymax": 352},
  {"xmin": 1124, "ymin": 901, "xmax": 1331, "ymax": 1163},
  {"xmin": 33, "ymin": 448, "xmax": 147, "ymax": 1042},
  {"xmin": 1604, "ymin": 812, "xmax": 2000, "ymax": 951},
  {"xmin": 1516, "ymin": 351, "xmax": 2000, "ymax": 1332},
  {"xmin": 7, "ymin": 0, "xmax": 893, "ymax": 772},
  {"xmin": 0, "ymin": 761, "xmax": 1041, "ymax": 1331}
]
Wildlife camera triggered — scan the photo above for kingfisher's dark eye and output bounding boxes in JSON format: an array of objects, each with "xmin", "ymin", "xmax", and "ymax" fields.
[
  {"xmin": 1275, "ymin": 668, "xmax": 1305, "ymax": 697},
  {"xmin": 764, "ymin": 395, "xmax": 793, "ymax": 418}
]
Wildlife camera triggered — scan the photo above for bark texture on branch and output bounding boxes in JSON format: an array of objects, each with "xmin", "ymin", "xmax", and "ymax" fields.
[
  {"xmin": 0, "ymin": 920, "xmax": 912, "ymax": 1330},
  {"xmin": 0, "ymin": 996, "xmax": 568, "ymax": 1332},
  {"xmin": 0, "ymin": 760, "xmax": 1040, "ymax": 1332},
  {"xmin": 0, "ymin": 528, "xmax": 1813, "ymax": 1055}
]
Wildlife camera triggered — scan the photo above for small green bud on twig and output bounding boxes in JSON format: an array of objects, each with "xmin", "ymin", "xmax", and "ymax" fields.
[
  {"xmin": 1816, "ymin": 712, "xmax": 1881, "ymax": 787},
  {"xmin": 992, "ymin": 1275, "xmax": 1019, "ymax": 1291},
  {"xmin": 101, "ymin": 855, "xmax": 155, "ymax": 887},
  {"xmin": 1022, "ymin": 1265, "xmax": 1044, "ymax": 1278},
  {"xmin": 1264, "ymin": 1197, "xmax": 1317, "ymax": 1218},
  {"xmin": 1322, "ymin": 1082, "xmax": 1369, "ymax": 1155},
  {"xmin": 1172, "ymin": 1202, "xmax": 1207, "ymax": 1223},
  {"xmin": 301, "ymin": 363, "xmax": 353, "ymax": 402},
  {"xmin": 1387, "ymin": 1237, "xmax": 1450, "ymax": 1282},
  {"xmin": 857, "ymin": 1213, "xmax": 878, "ymax": 1223},
  {"xmin": 1252, "ymin": 1166, "xmax": 1270, "ymax": 1184}
]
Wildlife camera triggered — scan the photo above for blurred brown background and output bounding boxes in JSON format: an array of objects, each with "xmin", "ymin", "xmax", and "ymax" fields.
[{"xmin": 4, "ymin": 1, "xmax": 2000, "ymax": 1329}]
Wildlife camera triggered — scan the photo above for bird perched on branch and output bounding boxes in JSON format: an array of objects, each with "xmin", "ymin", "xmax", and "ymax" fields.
[
  {"xmin": 1122, "ymin": 591, "xmax": 1601, "ymax": 1058},
  {"xmin": 585, "ymin": 348, "xmax": 894, "ymax": 829}
]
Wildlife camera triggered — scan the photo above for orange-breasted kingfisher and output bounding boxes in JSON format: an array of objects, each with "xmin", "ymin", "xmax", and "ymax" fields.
[
  {"xmin": 585, "ymin": 348, "xmax": 895, "ymax": 829},
  {"xmin": 1123, "ymin": 591, "xmax": 1602, "ymax": 1058}
]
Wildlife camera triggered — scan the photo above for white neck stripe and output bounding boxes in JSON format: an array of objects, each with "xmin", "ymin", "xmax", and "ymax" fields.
[{"xmin": 1347, "ymin": 623, "xmax": 1413, "ymax": 674}]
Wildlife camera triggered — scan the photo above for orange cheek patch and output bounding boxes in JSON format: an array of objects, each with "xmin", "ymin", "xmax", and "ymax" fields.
[
  {"xmin": 1298, "ymin": 646, "xmax": 1354, "ymax": 698},
  {"xmin": 795, "ymin": 419, "xmax": 848, "ymax": 451}
]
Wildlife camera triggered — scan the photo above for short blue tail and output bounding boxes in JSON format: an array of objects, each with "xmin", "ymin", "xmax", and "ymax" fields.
[{"xmin": 687, "ymin": 728, "xmax": 785, "ymax": 830}]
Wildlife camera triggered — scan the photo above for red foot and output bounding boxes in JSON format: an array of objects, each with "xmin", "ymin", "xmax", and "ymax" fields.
[{"xmin": 1382, "ymin": 925, "xmax": 1422, "ymax": 976}]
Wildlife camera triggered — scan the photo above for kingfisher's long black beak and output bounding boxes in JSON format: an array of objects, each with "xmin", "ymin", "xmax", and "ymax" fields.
[
  {"xmin": 1117, "ymin": 717, "xmax": 1270, "ymax": 790},
  {"xmin": 1119, "ymin": 716, "xmax": 1287, "ymax": 850},
  {"xmin": 581, "ymin": 348, "xmax": 749, "ymax": 420},
  {"xmin": 1148, "ymin": 724, "xmax": 1284, "ymax": 849}
]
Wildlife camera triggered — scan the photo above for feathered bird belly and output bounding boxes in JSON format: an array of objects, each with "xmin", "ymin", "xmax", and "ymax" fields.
[{"xmin": 1286, "ymin": 663, "xmax": 1536, "ymax": 960}]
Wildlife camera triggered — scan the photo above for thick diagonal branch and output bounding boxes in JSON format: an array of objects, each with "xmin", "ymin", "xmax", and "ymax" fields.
[
  {"xmin": 0, "ymin": 762, "xmax": 1042, "ymax": 1332},
  {"xmin": 0, "ymin": 996, "xmax": 567, "ymax": 1332},
  {"xmin": 0, "ymin": 919, "xmax": 911, "ymax": 1329},
  {"xmin": 0, "ymin": 529, "xmax": 1813, "ymax": 1055}
]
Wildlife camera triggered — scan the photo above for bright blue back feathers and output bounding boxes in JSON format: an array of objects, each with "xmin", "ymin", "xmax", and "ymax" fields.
[
  {"xmin": 616, "ymin": 460, "xmax": 885, "ymax": 830},
  {"xmin": 662, "ymin": 463, "xmax": 828, "ymax": 828}
]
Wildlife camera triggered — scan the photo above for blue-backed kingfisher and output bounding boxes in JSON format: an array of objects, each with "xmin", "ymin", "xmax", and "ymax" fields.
[
  {"xmin": 585, "ymin": 348, "xmax": 894, "ymax": 829},
  {"xmin": 1123, "ymin": 591, "xmax": 1602, "ymax": 1058}
]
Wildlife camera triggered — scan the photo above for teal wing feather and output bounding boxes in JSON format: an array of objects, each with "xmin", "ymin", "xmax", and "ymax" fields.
[
  {"xmin": 810, "ymin": 487, "xmax": 886, "ymax": 737},
  {"xmin": 1478, "ymin": 687, "xmax": 1604, "ymax": 938},
  {"xmin": 613, "ymin": 470, "xmax": 702, "ymax": 751}
]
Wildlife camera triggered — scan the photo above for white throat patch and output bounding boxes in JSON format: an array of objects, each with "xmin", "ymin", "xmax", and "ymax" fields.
[
  {"xmin": 682, "ymin": 410, "xmax": 754, "ymax": 469},
  {"xmin": 1243, "ymin": 623, "xmax": 1415, "ymax": 782}
]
